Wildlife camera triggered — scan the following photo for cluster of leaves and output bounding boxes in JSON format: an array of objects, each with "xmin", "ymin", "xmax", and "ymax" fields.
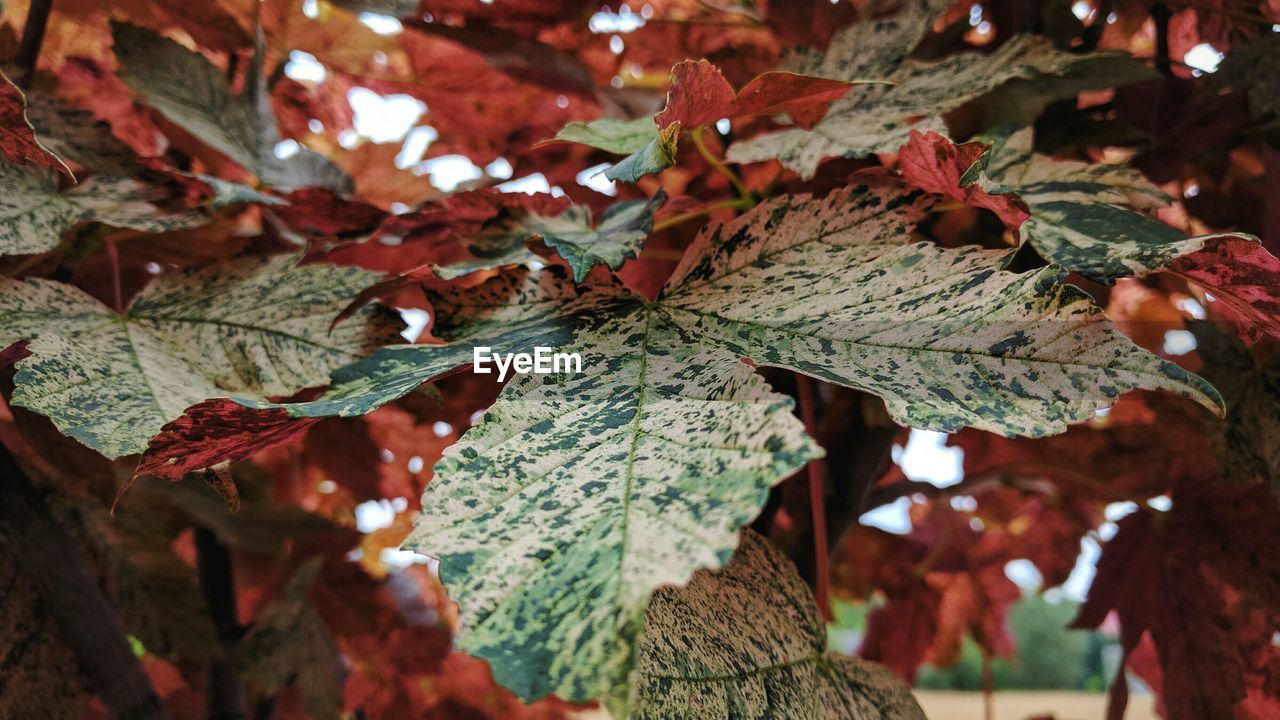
[{"xmin": 1, "ymin": 1, "xmax": 1279, "ymax": 719}]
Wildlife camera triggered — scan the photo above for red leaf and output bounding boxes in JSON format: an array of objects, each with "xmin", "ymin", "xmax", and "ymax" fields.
[
  {"xmin": 733, "ymin": 71, "xmax": 856, "ymax": 129},
  {"xmin": 0, "ymin": 72, "xmax": 71, "ymax": 176},
  {"xmin": 1168, "ymin": 234, "xmax": 1280, "ymax": 344},
  {"xmin": 654, "ymin": 59, "xmax": 737, "ymax": 131},
  {"xmin": 898, "ymin": 130, "xmax": 1031, "ymax": 228},
  {"xmin": 654, "ymin": 59, "xmax": 856, "ymax": 132},
  {"xmin": 133, "ymin": 399, "xmax": 318, "ymax": 482},
  {"xmin": 1072, "ymin": 484, "xmax": 1280, "ymax": 720}
]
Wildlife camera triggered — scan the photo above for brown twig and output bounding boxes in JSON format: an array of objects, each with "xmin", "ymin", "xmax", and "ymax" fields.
[
  {"xmin": 14, "ymin": 0, "xmax": 54, "ymax": 87},
  {"xmin": 196, "ymin": 527, "xmax": 249, "ymax": 720},
  {"xmin": 0, "ymin": 441, "xmax": 167, "ymax": 720}
]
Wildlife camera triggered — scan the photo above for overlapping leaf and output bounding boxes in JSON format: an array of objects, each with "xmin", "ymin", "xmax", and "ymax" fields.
[
  {"xmin": 438, "ymin": 191, "xmax": 666, "ymax": 281},
  {"xmin": 0, "ymin": 162, "xmax": 211, "ymax": 255},
  {"xmin": 0, "ymin": 254, "xmax": 399, "ymax": 457},
  {"xmin": 629, "ymin": 530, "xmax": 925, "ymax": 719},
  {"xmin": 112, "ymin": 22, "xmax": 350, "ymax": 193},
  {"xmin": 553, "ymin": 59, "xmax": 857, "ymax": 182},
  {"xmin": 0, "ymin": 71, "xmax": 71, "ymax": 176},
  {"xmin": 159, "ymin": 174, "xmax": 1226, "ymax": 707},
  {"xmin": 967, "ymin": 127, "xmax": 1280, "ymax": 341},
  {"xmin": 726, "ymin": 0, "xmax": 1090, "ymax": 178}
]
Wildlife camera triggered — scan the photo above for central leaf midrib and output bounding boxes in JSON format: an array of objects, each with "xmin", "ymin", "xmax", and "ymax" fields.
[
  {"xmin": 614, "ymin": 305, "xmax": 654, "ymax": 614},
  {"xmin": 129, "ymin": 313, "xmax": 359, "ymax": 357}
]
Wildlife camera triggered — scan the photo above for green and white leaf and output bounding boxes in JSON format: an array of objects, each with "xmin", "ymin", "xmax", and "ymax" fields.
[
  {"xmin": 0, "ymin": 162, "xmax": 211, "ymax": 255},
  {"xmin": 232, "ymin": 176, "xmax": 1220, "ymax": 707},
  {"xmin": 553, "ymin": 118, "xmax": 681, "ymax": 183},
  {"xmin": 727, "ymin": 3, "xmax": 1090, "ymax": 180},
  {"xmin": 628, "ymin": 529, "xmax": 926, "ymax": 720},
  {"xmin": 553, "ymin": 118, "xmax": 658, "ymax": 155},
  {"xmin": 112, "ymin": 22, "xmax": 350, "ymax": 193},
  {"xmin": 968, "ymin": 127, "xmax": 1243, "ymax": 283},
  {"xmin": 0, "ymin": 254, "xmax": 399, "ymax": 457},
  {"xmin": 438, "ymin": 192, "xmax": 664, "ymax": 281},
  {"xmin": 406, "ymin": 279, "xmax": 819, "ymax": 703}
]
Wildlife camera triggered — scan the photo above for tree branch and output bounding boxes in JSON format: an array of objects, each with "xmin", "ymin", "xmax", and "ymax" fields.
[
  {"xmin": 14, "ymin": 0, "xmax": 54, "ymax": 87},
  {"xmin": 0, "ymin": 442, "xmax": 167, "ymax": 720},
  {"xmin": 196, "ymin": 527, "xmax": 249, "ymax": 720}
]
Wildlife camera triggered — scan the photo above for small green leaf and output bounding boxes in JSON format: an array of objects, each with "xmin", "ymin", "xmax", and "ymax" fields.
[
  {"xmin": 627, "ymin": 530, "xmax": 926, "ymax": 720},
  {"xmin": 438, "ymin": 191, "xmax": 666, "ymax": 281},
  {"xmin": 553, "ymin": 118, "xmax": 658, "ymax": 155}
]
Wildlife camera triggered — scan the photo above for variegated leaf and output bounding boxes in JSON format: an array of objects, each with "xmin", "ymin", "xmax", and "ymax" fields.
[
  {"xmin": 0, "ymin": 254, "xmax": 398, "ymax": 457},
  {"xmin": 628, "ymin": 530, "xmax": 926, "ymax": 720},
  {"xmin": 969, "ymin": 129, "xmax": 1278, "ymax": 336},
  {"xmin": 199, "ymin": 176, "xmax": 1221, "ymax": 707},
  {"xmin": 659, "ymin": 175, "xmax": 1221, "ymax": 437},
  {"xmin": 726, "ymin": 1, "xmax": 1091, "ymax": 179},
  {"xmin": 113, "ymin": 22, "xmax": 350, "ymax": 193},
  {"xmin": 0, "ymin": 162, "xmax": 210, "ymax": 256},
  {"xmin": 405, "ymin": 280, "xmax": 819, "ymax": 703},
  {"xmin": 438, "ymin": 192, "xmax": 665, "ymax": 281}
]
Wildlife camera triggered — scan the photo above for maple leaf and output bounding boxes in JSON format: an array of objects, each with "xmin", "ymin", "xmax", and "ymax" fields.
[
  {"xmin": 163, "ymin": 175, "xmax": 1224, "ymax": 705},
  {"xmin": 553, "ymin": 58, "xmax": 859, "ymax": 182},
  {"xmin": 969, "ymin": 127, "xmax": 1280, "ymax": 342},
  {"xmin": 1072, "ymin": 484, "xmax": 1280, "ymax": 720},
  {"xmin": 897, "ymin": 130, "xmax": 1030, "ymax": 227},
  {"xmin": 726, "ymin": 0, "xmax": 1094, "ymax": 179},
  {"xmin": 112, "ymin": 22, "xmax": 350, "ymax": 193},
  {"xmin": 0, "ymin": 71, "xmax": 72, "ymax": 177},
  {"xmin": 631, "ymin": 530, "xmax": 926, "ymax": 719},
  {"xmin": 437, "ymin": 191, "xmax": 666, "ymax": 281},
  {"xmin": 0, "ymin": 254, "xmax": 399, "ymax": 457},
  {"xmin": 0, "ymin": 162, "xmax": 212, "ymax": 256}
]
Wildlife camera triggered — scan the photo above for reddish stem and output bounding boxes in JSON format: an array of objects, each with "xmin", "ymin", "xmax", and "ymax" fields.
[
  {"xmin": 106, "ymin": 239, "xmax": 124, "ymax": 313},
  {"xmin": 795, "ymin": 375, "xmax": 832, "ymax": 622}
]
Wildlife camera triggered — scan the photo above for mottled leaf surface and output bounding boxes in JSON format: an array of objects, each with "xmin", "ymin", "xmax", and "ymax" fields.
[
  {"xmin": 0, "ymin": 254, "xmax": 398, "ymax": 457},
  {"xmin": 0, "ymin": 162, "xmax": 210, "ymax": 255},
  {"xmin": 661, "ymin": 175, "xmax": 1221, "ymax": 437},
  {"xmin": 630, "ymin": 530, "xmax": 925, "ymax": 720},
  {"xmin": 727, "ymin": 0, "xmax": 1089, "ymax": 179},
  {"xmin": 972, "ymin": 129, "xmax": 1280, "ymax": 341},
  {"xmin": 439, "ymin": 192, "xmax": 665, "ymax": 281},
  {"xmin": 204, "ymin": 175, "xmax": 1219, "ymax": 707}
]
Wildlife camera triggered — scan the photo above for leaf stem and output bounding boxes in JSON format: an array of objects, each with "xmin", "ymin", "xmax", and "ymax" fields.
[
  {"xmin": 106, "ymin": 238, "xmax": 124, "ymax": 313},
  {"xmin": 690, "ymin": 126, "xmax": 752, "ymax": 203},
  {"xmin": 15, "ymin": 0, "xmax": 54, "ymax": 87},
  {"xmin": 795, "ymin": 375, "xmax": 832, "ymax": 622},
  {"xmin": 651, "ymin": 197, "xmax": 753, "ymax": 233}
]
